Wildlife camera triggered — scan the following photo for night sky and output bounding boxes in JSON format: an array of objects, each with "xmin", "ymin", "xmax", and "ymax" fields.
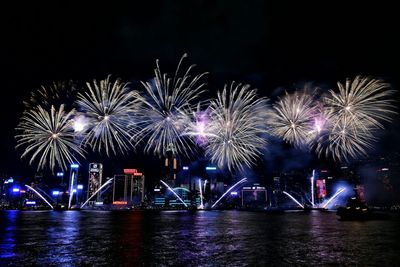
[{"xmin": 1, "ymin": 1, "xmax": 399, "ymax": 178}]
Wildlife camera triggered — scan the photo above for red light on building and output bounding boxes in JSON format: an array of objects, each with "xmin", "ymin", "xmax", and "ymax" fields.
[
  {"xmin": 112, "ymin": 201, "xmax": 128, "ymax": 205},
  {"xmin": 316, "ymin": 179, "xmax": 327, "ymax": 199},
  {"xmin": 123, "ymin": 169, "xmax": 138, "ymax": 175},
  {"xmin": 355, "ymin": 185, "xmax": 366, "ymax": 202},
  {"xmin": 133, "ymin": 173, "xmax": 143, "ymax": 176}
]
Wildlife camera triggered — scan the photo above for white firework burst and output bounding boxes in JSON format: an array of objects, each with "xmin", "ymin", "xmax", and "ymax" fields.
[
  {"xmin": 206, "ymin": 82, "xmax": 269, "ymax": 171},
  {"xmin": 16, "ymin": 105, "xmax": 85, "ymax": 171},
  {"xmin": 316, "ymin": 116, "xmax": 376, "ymax": 162},
  {"xmin": 134, "ymin": 54, "xmax": 207, "ymax": 157},
  {"xmin": 76, "ymin": 75, "xmax": 141, "ymax": 156},
  {"xmin": 270, "ymin": 91, "xmax": 322, "ymax": 148},
  {"xmin": 325, "ymin": 76, "xmax": 396, "ymax": 131},
  {"xmin": 317, "ymin": 76, "xmax": 396, "ymax": 161}
]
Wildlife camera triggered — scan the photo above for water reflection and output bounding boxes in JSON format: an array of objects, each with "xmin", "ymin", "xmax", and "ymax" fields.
[
  {"xmin": 0, "ymin": 210, "xmax": 399, "ymax": 266},
  {"xmin": 0, "ymin": 210, "xmax": 17, "ymax": 259},
  {"xmin": 43, "ymin": 211, "xmax": 82, "ymax": 265}
]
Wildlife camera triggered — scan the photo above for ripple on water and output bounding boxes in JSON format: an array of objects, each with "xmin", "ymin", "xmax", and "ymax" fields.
[{"xmin": 0, "ymin": 210, "xmax": 399, "ymax": 266}]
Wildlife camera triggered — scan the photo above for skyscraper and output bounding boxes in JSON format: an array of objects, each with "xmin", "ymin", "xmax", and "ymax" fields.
[{"xmin": 87, "ymin": 163, "xmax": 103, "ymax": 202}]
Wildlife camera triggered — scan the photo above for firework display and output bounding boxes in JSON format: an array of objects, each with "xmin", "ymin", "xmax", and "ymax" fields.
[
  {"xmin": 133, "ymin": 54, "xmax": 208, "ymax": 157},
  {"xmin": 76, "ymin": 76, "xmax": 141, "ymax": 156},
  {"xmin": 316, "ymin": 116, "xmax": 376, "ymax": 161},
  {"xmin": 316, "ymin": 76, "xmax": 396, "ymax": 161},
  {"xmin": 16, "ymin": 55, "xmax": 397, "ymax": 172},
  {"xmin": 182, "ymin": 105, "xmax": 216, "ymax": 146},
  {"xmin": 270, "ymin": 91, "xmax": 320, "ymax": 148},
  {"xmin": 16, "ymin": 105, "xmax": 85, "ymax": 171},
  {"xmin": 325, "ymin": 76, "xmax": 395, "ymax": 130},
  {"xmin": 205, "ymin": 82, "xmax": 269, "ymax": 171},
  {"xmin": 23, "ymin": 80, "xmax": 77, "ymax": 110}
]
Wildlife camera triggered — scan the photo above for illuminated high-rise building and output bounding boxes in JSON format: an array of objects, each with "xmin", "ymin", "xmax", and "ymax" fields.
[
  {"xmin": 112, "ymin": 174, "xmax": 127, "ymax": 205},
  {"xmin": 164, "ymin": 143, "xmax": 178, "ymax": 183},
  {"xmin": 87, "ymin": 163, "xmax": 103, "ymax": 202},
  {"xmin": 68, "ymin": 164, "xmax": 79, "ymax": 208},
  {"xmin": 112, "ymin": 169, "xmax": 145, "ymax": 206}
]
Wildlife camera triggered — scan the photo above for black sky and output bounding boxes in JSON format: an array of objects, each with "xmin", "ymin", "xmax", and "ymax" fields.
[{"xmin": 1, "ymin": 1, "xmax": 399, "ymax": 177}]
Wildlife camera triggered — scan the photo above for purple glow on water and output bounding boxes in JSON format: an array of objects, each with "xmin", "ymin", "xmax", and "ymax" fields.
[{"xmin": 1, "ymin": 209, "xmax": 399, "ymax": 265}]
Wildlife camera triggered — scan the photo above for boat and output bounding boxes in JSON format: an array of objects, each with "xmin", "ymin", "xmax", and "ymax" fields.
[
  {"xmin": 303, "ymin": 204, "xmax": 328, "ymax": 212},
  {"xmin": 53, "ymin": 203, "xmax": 68, "ymax": 211},
  {"xmin": 69, "ymin": 205, "xmax": 81, "ymax": 211},
  {"xmin": 336, "ymin": 196, "xmax": 390, "ymax": 221}
]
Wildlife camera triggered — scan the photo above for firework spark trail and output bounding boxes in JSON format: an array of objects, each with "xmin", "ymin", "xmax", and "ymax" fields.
[
  {"xmin": 23, "ymin": 80, "xmax": 77, "ymax": 110},
  {"xmin": 25, "ymin": 185, "xmax": 54, "ymax": 209},
  {"xmin": 133, "ymin": 54, "xmax": 208, "ymax": 157},
  {"xmin": 76, "ymin": 75, "xmax": 141, "ymax": 156},
  {"xmin": 16, "ymin": 105, "xmax": 85, "ymax": 171},
  {"xmin": 211, "ymin": 178, "xmax": 247, "ymax": 208},
  {"xmin": 270, "ymin": 90, "xmax": 321, "ymax": 148},
  {"xmin": 160, "ymin": 180, "xmax": 188, "ymax": 207},
  {"xmin": 322, "ymin": 187, "xmax": 346, "ymax": 209},
  {"xmin": 282, "ymin": 191, "xmax": 304, "ymax": 209},
  {"xmin": 81, "ymin": 178, "xmax": 114, "ymax": 208},
  {"xmin": 206, "ymin": 82, "xmax": 269, "ymax": 171},
  {"xmin": 317, "ymin": 76, "xmax": 396, "ymax": 161}
]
